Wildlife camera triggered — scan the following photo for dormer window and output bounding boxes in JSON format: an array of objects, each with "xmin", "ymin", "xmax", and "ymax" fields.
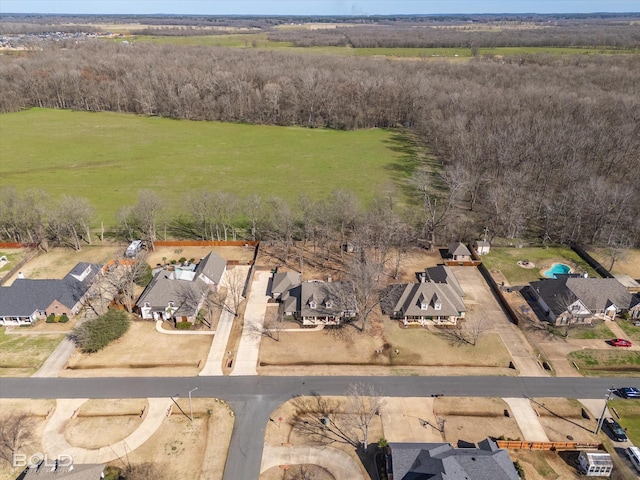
[
  {"xmin": 431, "ymin": 294, "xmax": 441, "ymax": 310},
  {"xmin": 325, "ymin": 299, "xmax": 334, "ymax": 308},
  {"xmin": 418, "ymin": 293, "xmax": 428, "ymax": 310},
  {"xmin": 309, "ymin": 301, "xmax": 317, "ymax": 309},
  {"xmin": 144, "ymin": 302, "xmax": 150, "ymax": 308},
  {"xmin": 168, "ymin": 301, "xmax": 175, "ymax": 308}
]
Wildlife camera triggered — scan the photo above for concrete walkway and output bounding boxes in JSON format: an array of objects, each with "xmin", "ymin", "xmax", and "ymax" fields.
[
  {"xmin": 155, "ymin": 320, "xmax": 215, "ymax": 335},
  {"xmin": 261, "ymin": 444, "xmax": 364, "ymax": 479},
  {"xmin": 32, "ymin": 337, "xmax": 76, "ymax": 378},
  {"xmin": 43, "ymin": 397, "xmax": 172, "ymax": 464},
  {"xmin": 231, "ymin": 270, "xmax": 270, "ymax": 376},
  {"xmin": 199, "ymin": 267, "xmax": 250, "ymax": 376},
  {"xmin": 503, "ymin": 397, "xmax": 550, "ymax": 442}
]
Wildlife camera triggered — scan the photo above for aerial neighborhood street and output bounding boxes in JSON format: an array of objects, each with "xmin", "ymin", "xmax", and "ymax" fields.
[{"xmin": 1, "ymin": 5, "xmax": 640, "ymax": 480}]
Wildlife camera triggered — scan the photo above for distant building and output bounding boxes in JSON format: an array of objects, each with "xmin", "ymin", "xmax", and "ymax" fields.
[{"xmin": 475, "ymin": 240, "xmax": 491, "ymax": 255}]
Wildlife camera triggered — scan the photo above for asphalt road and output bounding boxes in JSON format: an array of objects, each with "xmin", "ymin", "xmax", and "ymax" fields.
[{"xmin": 1, "ymin": 375, "xmax": 634, "ymax": 480}]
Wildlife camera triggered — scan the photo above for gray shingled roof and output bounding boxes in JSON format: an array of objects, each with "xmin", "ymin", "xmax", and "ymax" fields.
[
  {"xmin": 448, "ymin": 242, "xmax": 471, "ymax": 256},
  {"xmin": 382, "ymin": 282, "xmax": 466, "ymax": 318},
  {"xmin": 270, "ymin": 272, "xmax": 301, "ymax": 297},
  {"xmin": 195, "ymin": 251, "xmax": 227, "ymax": 285},
  {"xmin": 530, "ymin": 277, "xmax": 634, "ymax": 316},
  {"xmin": 390, "ymin": 440, "xmax": 519, "ymax": 480},
  {"xmin": 422, "ymin": 265, "xmax": 465, "ymax": 297},
  {"xmin": 283, "ymin": 281, "xmax": 356, "ymax": 317},
  {"xmin": 136, "ymin": 273, "xmax": 208, "ymax": 317},
  {"xmin": 0, "ymin": 263, "xmax": 101, "ymax": 317},
  {"xmin": 22, "ymin": 463, "xmax": 105, "ymax": 480}
]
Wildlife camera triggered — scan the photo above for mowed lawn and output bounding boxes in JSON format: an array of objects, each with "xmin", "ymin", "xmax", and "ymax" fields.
[
  {"xmin": 0, "ymin": 327, "xmax": 65, "ymax": 377},
  {"xmin": 0, "ymin": 108, "xmax": 409, "ymax": 224},
  {"xmin": 481, "ymin": 246, "xmax": 598, "ymax": 284}
]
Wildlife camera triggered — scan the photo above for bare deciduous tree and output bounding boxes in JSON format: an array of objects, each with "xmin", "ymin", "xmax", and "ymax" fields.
[
  {"xmin": 0, "ymin": 413, "xmax": 34, "ymax": 466},
  {"xmin": 289, "ymin": 383, "xmax": 384, "ymax": 452}
]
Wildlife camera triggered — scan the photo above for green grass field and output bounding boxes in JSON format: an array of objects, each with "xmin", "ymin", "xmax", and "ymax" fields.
[
  {"xmin": 481, "ymin": 246, "xmax": 598, "ymax": 284},
  {"xmin": 568, "ymin": 349, "xmax": 640, "ymax": 377},
  {"xmin": 609, "ymin": 399, "xmax": 640, "ymax": 446},
  {"xmin": 122, "ymin": 36, "xmax": 639, "ymax": 58},
  {"xmin": 0, "ymin": 327, "xmax": 65, "ymax": 377},
  {"xmin": 0, "ymin": 108, "xmax": 413, "ymax": 224}
]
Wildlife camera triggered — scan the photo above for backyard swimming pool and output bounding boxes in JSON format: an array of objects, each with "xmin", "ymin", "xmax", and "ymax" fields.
[{"xmin": 543, "ymin": 263, "xmax": 571, "ymax": 278}]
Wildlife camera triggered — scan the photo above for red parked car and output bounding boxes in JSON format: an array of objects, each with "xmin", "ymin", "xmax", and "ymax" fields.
[{"xmin": 610, "ymin": 338, "xmax": 633, "ymax": 347}]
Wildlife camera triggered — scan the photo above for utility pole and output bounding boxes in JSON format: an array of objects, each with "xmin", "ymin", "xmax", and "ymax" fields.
[
  {"xmin": 188, "ymin": 387, "xmax": 198, "ymax": 422},
  {"xmin": 594, "ymin": 385, "xmax": 615, "ymax": 434}
]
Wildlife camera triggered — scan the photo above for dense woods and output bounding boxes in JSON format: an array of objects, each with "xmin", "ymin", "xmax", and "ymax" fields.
[{"xmin": 1, "ymin": 18, "xmax": 639, "ymax": 249}]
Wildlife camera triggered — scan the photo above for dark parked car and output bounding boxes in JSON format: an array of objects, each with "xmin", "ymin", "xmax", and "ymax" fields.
[
  {"xmin": 603, "ymin": 418, "xmax": 628, "ymax": 442},
  {"xmin": 617, "ymin": 387, "xmax": 640, "ymax": 399}
]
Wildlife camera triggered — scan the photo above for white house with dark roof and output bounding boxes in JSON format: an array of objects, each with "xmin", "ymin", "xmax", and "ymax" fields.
[
  {"xmin": 0, "ymin": 262, "xmax": 102, "ymax": 326},
  {"xmin": 281, "ymin": 280, "xmax": 357, "ymax": 326},
  {"xmin": 529, "ymin": 276, "xmax": 640, "ymax": 325},
  {"xmin": 389, "ymin": 439, "xmax": 519, "ymax": 480},
  {"xmin": 136, "ymin": 251, "xmax": 226, "ymax": 323},
  {"xmin": 382, "ymin": 266, "xmax": 466, "ymax": 326}
]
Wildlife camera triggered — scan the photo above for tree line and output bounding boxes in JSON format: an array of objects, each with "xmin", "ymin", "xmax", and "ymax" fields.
[{"xmin": 0, "ymin": 40, "xmax": 638, "ymax": 247}]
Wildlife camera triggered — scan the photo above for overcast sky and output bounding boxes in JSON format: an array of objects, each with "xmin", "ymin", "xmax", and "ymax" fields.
[{"xmin": 1, "ymin": 1, "xmax": 638, "ymax": 15}]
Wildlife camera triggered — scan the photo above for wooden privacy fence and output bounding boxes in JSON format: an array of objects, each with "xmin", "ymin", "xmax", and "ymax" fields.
[
  {"xmin": 155, "ymin": 240, "xmax": 259, "ymax": 247},
  {"xmin": 497, "ymin": 440, "xmax": 602, "ymax": 451}
]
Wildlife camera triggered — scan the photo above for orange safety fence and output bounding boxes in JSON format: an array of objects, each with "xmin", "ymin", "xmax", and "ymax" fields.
[
  {"xmin": 0, "ymin": 242, "xmax": 38, "ymax": 249},
  {"xmin": 154, "ymin": 240, "xmax": 259, "ymax": 247}
]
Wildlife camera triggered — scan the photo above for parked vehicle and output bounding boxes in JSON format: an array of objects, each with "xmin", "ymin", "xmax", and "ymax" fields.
[
  {"xmin": 125, "ymin": 240, "xmax": 143, "ymax": 258},
  {"xmin": 627, "ymin": 446, "xmax": 640, "ymax": 473},
  {"xmin": 609, "ymin": 338, "xmax": 632, "ymax": 347},
  {"xmin": 603, "ymin": 418, "xmax": 627, "ymax": 442},
  {"xmin": 617, "ymin": 387, "xmax": 640, "ymax": 399}
]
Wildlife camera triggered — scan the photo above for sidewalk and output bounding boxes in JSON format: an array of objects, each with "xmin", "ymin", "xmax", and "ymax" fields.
[{"xmin": 231, "ymin": 270, "xmax": 270, "ymax": 376}]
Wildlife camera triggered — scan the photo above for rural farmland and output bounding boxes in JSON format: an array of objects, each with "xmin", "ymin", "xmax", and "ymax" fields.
[{"xmin": 0, "ymin": 108, "xmax": 410, "ymax": 223}]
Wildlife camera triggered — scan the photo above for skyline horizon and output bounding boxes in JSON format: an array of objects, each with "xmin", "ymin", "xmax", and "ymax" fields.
[{"xmin": 1, "ymin": 1, "xmax": 639, "ymax": 16}]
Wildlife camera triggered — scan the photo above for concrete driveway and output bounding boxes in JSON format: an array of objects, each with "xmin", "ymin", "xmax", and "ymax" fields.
[
  {"xmin": 451, "ymin": 267, "xmax": 546, "ymax": 377},
  {"xmin": 261, "ymin": 444, "xmax": 364, "ymax": 479},
  {"xmin": 231, "ymin": 269, "xmax": 270, "ymax": 376}
]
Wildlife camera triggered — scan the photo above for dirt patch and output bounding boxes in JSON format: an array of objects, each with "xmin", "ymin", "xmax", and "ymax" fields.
[
  {"xmin": 0, "ymin": 400, "xmax": 55, "ymax": 480},
  {"xmin": 260, "ymin": 465, "xmax": 335, "ymax": 480},
  {"xmin": 264, "ymin": 395, "xmax": 380, "ymax": 479},
  {"xmin": 146, "ymin": 245, "xmax": 255, "ymax": 268},
  {"xmin": 65, "ymin": 399, "xmax": 149, "ymax": 448},
  {"xmin": 258, "ymin": 243, "xmax": 440, "ymax": 285},
  {"xmin": 105, "ymin": 398, "xmax": 234, "ymax": 480},
  {"xmin": 530, "ymin": 398, "xmax": 599, "ymax": 443},
  {"xmin": 588, "ymin": 248, "xmax": 640, "ymax": 278},
  {"xmin": 434, "ymin": 397, "xmax": 523, "ymax": 444},
  {"xmin": 62, "ymin": 321, "xmax": 212, "ymax": 377}
]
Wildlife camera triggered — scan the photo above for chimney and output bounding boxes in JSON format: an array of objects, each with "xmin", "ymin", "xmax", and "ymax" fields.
[{"xmin": 327, "ymin": 275, "xmax": 332, "ymax": 283}]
